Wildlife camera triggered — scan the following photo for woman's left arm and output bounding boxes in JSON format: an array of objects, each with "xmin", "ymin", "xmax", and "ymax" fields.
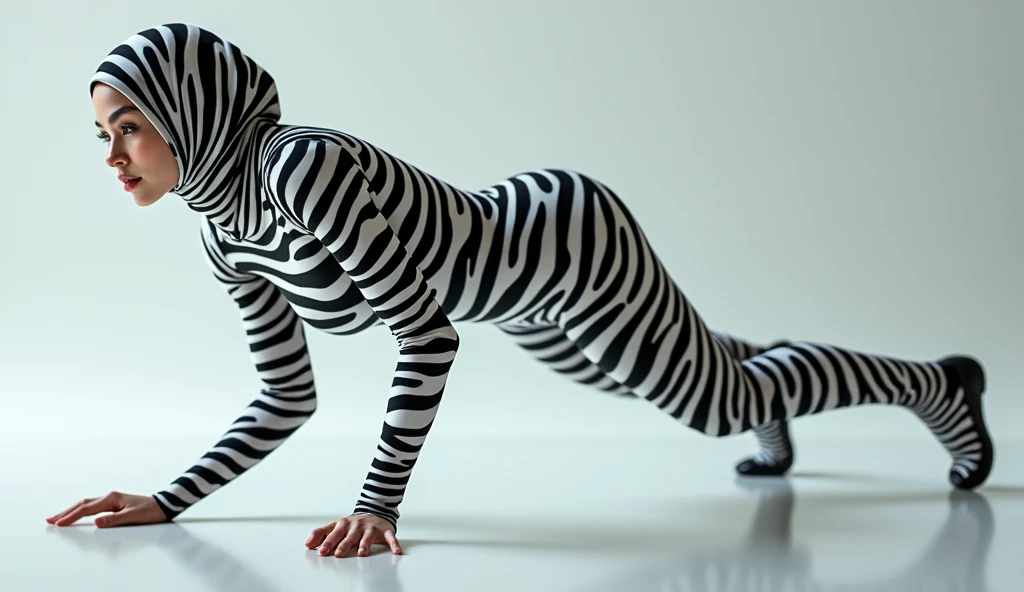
[{"xmin": 268, "ymin": 138, "xmax": 460, "ymax": 537}]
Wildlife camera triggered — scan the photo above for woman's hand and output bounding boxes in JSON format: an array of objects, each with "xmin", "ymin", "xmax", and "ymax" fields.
[
  {"xmin": 46, "ymin": 491, "xmax": 168, "ymax": 528},
  {"xmin": 306, "ymin": 513, "xmax": 402, "ymax": 557}
]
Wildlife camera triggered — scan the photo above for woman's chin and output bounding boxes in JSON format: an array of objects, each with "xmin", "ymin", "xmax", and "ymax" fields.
[{"xmin": 133, "ymin": 193, "xmax": 162, "ymax": 207}]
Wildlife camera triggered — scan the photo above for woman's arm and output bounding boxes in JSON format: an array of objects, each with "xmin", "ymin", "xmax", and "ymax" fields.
[
  {"xmin": 267, "ymin": 138, "xmax": 460, "ymax": 531},
  {"xmin": 151, "ymin": 229, "xmax": 318, "ymax": 520}
]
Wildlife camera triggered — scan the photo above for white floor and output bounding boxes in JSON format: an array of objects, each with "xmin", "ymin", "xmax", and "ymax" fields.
[{"xmin": 6, "ymin": 434, "xmax": 1022, "ymax": 591}]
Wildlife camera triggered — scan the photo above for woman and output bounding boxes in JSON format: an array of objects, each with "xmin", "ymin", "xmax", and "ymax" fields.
[{"xmin": 46, "ymin": 23, "xmax": 993, "ymax": 559}]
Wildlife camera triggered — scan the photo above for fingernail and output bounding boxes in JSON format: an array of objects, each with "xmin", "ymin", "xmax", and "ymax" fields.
[{"xmin": 98, "ymin": 518, "xmax": 107, "ymax": 526}]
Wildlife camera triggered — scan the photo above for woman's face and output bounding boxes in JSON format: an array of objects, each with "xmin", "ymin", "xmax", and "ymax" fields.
[{"xmin": 91, "ymin": 83, "xmax": 179, "ymax": 207}]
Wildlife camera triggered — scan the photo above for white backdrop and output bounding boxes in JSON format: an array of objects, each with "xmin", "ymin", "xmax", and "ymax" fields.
[{"xmin": 2, "ymin": 1, "xmax": 1020, "ymax": 451}]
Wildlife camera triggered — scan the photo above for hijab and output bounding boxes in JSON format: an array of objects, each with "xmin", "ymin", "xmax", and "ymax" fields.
[{"xmin": 90, "ymin": 23, "xmax": 281, "ymax": 240}]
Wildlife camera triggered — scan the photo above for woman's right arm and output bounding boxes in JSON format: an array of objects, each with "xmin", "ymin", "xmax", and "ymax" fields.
[
  {"xmin": 150, "ymin": 226, "xmax": 319, "ymax": 520},
  {"xmin": 47, "ymin": 224, "xmax": 317, "ymax": 528}
]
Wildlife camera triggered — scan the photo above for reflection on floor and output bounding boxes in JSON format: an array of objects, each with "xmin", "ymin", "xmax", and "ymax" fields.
[
  {"xmin": 45, "ymin": 479, "xmax": 999, "ymax": 592},
  {"xmin": 13, "ymin": 436, "xmax": 1024, "ymax": 591},
  {"xmin": 578, "ymin": 479, "xmax": 995, "ymax": 592}
]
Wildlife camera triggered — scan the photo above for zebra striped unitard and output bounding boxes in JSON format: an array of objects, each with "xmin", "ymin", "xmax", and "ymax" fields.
[{"xmin": 89, "ymin": 24, "xmax": 994, "ymax": 531}]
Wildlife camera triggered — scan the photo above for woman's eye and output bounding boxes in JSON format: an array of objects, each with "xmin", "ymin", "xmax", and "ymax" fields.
[{"xmin": 96, "ymin": 124, "xmax": 137, "ymax": 142}]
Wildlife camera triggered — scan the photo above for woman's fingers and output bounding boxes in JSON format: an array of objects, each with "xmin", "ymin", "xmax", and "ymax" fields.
[
  {"xmin": 47, "ymin": 497, "xmax": 99, "ymax": 523},
  {"xmin": 356, "ymin": 527, "xmax": 379, "ymax": 557},
  {"xmin": 52, "ymin": 493, "xmax": 116, "ymax": 526},
  {"xmin": 48, "ymin": 492, "xmax": 167, "ymax": 529},
  {"xmin": 53, "ymin": 501, "xmax": 105, "ymax": 526},
  {"xmin": 45, "ymin": 499, "xmax": 89, "ymax": 524},
  {"xmin": 383, "ymin": 529, "xmax": 403, "ymax": 555},
  {"xmin": 317, "ymin": 522, "xmax": 350, "ymax": 556},
  {"xmin": 305, "ymin": 523, "xmax": 334, "ymax": 549},
  {"xmin": 47, "ymin": 497, "xmax": 101, "ymax": 526},
  {"xmin": 309, "ymin": 515, "xmax": 401, "ymax": 558},
  {"xmin": 334, "ymin": 525, "xmax": 363, "ymax": 558}
]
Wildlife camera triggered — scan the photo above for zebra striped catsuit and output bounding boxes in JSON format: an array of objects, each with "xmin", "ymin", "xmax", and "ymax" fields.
[{"xmin": 89, "ymin": 24, "xmax": 994, "ymax": 531}]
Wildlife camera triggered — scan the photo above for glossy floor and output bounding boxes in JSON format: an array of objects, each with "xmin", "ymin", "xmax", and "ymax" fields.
[{"xmin": 7, "ymin": 434, "xmax": 1023, "ymax": 591}]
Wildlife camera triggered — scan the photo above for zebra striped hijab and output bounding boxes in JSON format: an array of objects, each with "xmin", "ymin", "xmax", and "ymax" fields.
[{"xmin": 89, "ymin": 23, "xmax": 281, "ymax": 239}]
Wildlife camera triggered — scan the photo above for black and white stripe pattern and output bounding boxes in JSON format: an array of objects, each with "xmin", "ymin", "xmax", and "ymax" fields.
[
  {"xmin": 267, "ymin": 138, "xmax": 461, "ymax": 527},
  {"xmin": 705, "ymin": 334, "xmax": 795, "ymax": 472},
  {"xmin": 747, "ymin": 423, "xmax": 793, "ymax": 467},
  {"xmin": 149, "ymin": 237, "xmax": 319, "ymax": 518},
  {"xmin": 499, "ymin": 325, "xmax": 797, "ymax": 473},
  {"xmin": 89, "ymin": 24, "xmax": 993, "ymax": 529}
]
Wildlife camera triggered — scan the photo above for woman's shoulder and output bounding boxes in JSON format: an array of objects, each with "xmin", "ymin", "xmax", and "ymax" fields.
[
  {"xmin": 262, "ymin": 124, "xmax": 365, "ymax": 165},
  {"xmin": 261, "ymin": 127, "xmax": 367, "ymax": 198}
]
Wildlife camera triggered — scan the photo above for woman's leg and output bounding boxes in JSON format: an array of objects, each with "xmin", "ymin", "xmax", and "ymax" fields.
[
  {"xmin": 707, "ymin": 334, "xmax": 796, "ymax": 475},
  {"xmin": 498, "ymin": 321, "xmax": 797, "ymax": 475},
  {"xmin": 496, "ymin": 322, "xmax": 635, "ymax": 397},
  {"xmin": 553, "ymin": 176, "xmax": 993, "ymax": 489}
]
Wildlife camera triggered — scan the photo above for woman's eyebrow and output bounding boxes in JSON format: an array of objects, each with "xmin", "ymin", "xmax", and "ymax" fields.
[{"xmin": 94, "ymin": 105, "xmax": 141, "ymax": 128}]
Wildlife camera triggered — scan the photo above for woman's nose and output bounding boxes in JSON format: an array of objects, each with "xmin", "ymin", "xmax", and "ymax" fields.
[{"xmin": 105, "ymin": 144, "xmax": 126, "ymax": 168}]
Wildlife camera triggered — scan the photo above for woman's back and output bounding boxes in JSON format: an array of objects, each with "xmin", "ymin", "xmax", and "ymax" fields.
[{"xmin": 210, "ymin": 122, "xmax": 621, "ymax": 332}]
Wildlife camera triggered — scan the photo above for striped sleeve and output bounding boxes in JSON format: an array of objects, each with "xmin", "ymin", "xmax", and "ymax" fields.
[
  {"xmin": 267, "ymin": 138, "xmax": 460, "ymax": 530},
  {"xmin": 151, "ymin": 226, "xmax": 318, "ymax": 520}
]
